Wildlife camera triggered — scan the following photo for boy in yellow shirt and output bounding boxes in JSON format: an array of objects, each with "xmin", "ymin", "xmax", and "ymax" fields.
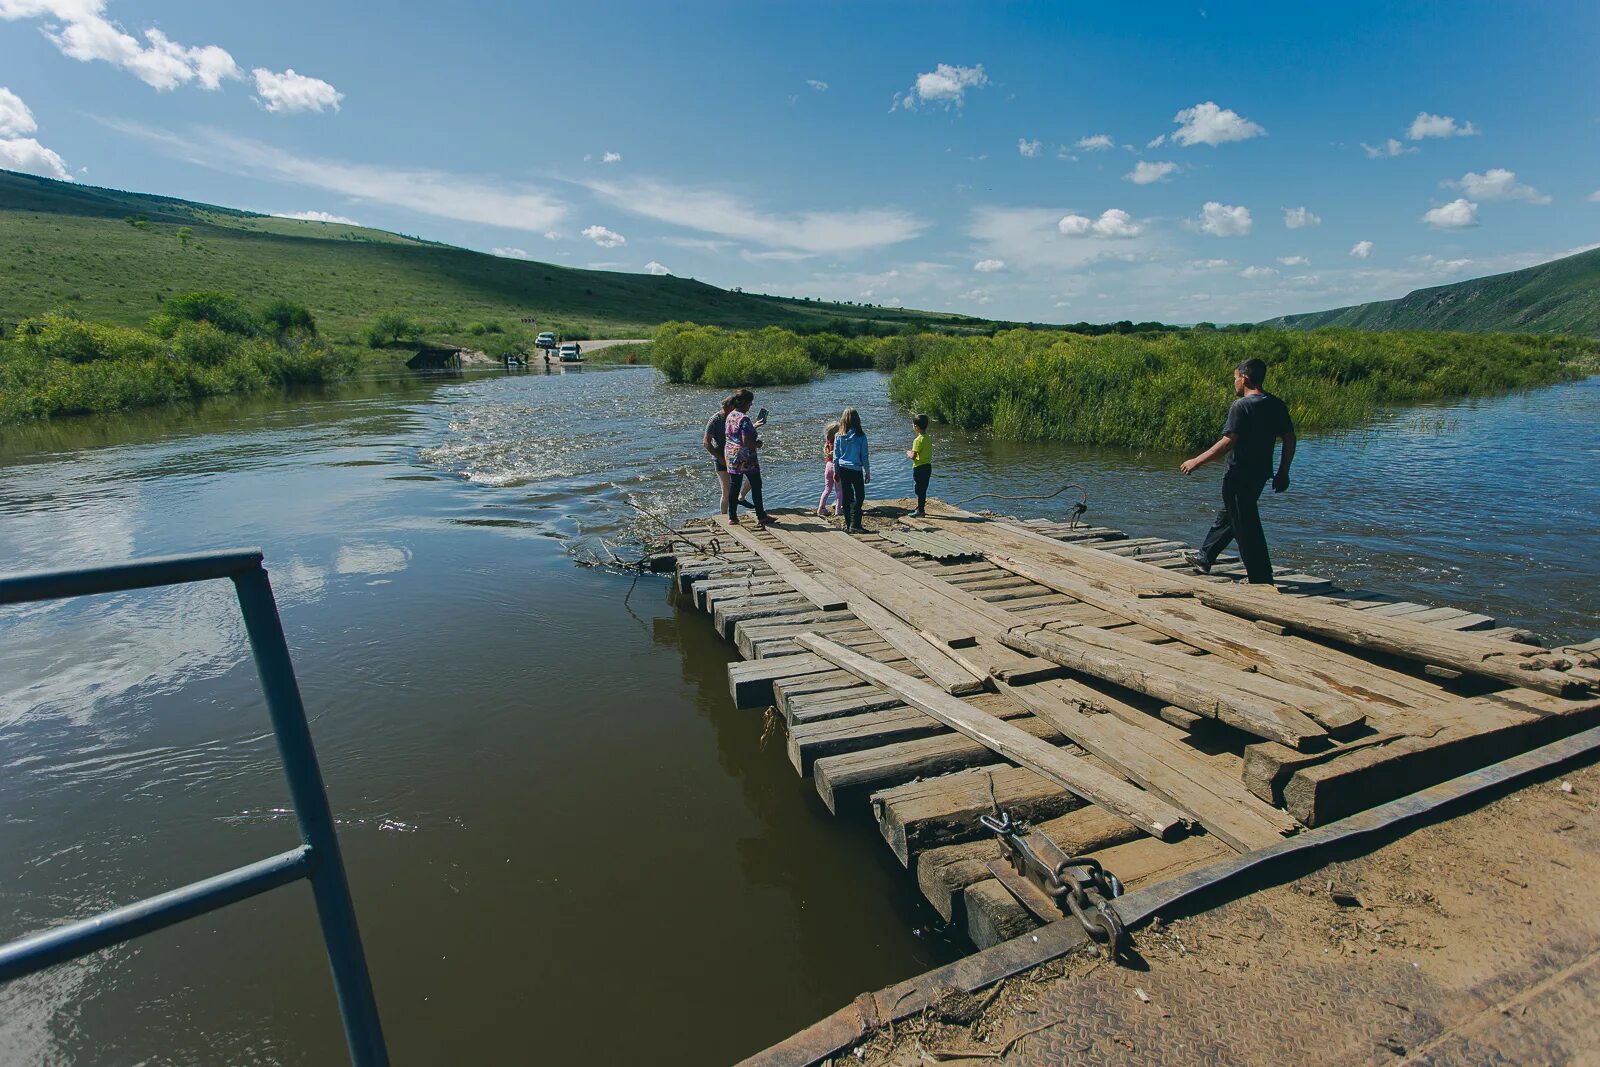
[{"xmin": 906, "ymin": 413, "xmax": 932, "ymax": 518}]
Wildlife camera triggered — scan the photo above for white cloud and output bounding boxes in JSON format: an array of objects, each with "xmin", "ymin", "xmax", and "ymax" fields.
[
  {"xmin": 1362, "ymin": 138, "xmax": 1417, "ymax": 158},
  {"xmin": 973, "ymin": 258, "xmax": 1006, "ymax": 272},
  {"xmin": 1422, "ymin": 198, "xmax": 1478, "ymax": 229},
  {"xmin": 1407, "ymin": 112, "xmax": 1479, "ymax": 140},
  {"xmin": 1190, "ymin": 258, "xmax": 1231, "ymax": 269},
  {"xmin": 740, "ymin": 249, "xmax": 815, "ymax": 262},
  {"xmin": 0, "ymin": 135, "xmax": 71, "ymax": 179},
  {"xmin": 1058, "ymin": 208, "xmax": 1143, "ymax": 238},
  {"xmin": 806, "ymin": 79, "xmax": 828, "ymax": 91},
  {"xmin": 252, "ymin": 68, "xmax": 341, "ymax": 113},
  {"xmin": 1126, "ymin": 160, "xmax": 1178, "ymax": 184},
  {"xmin": 542, "ymin": 230, "xmax": 561, "ymax": 240},
  {"xmin": 1076, "ymin": 133, "xmax": 1114, "ymax": 151},
  {"xmin": 601, "ymin": 151, "xmax": 621, "ymax": 164},
  {"xmin": 644, "ymin": 260, "xmax": 671, "ymax": 275},
  {"xmin": 2, "ymin": 2, "xmax": 241, "ymax": 92},
  {"xmin": 115, "ymin": 122, "xmax": 567, "ymax": 231},
  {"xmin": 1589, "ymin": 190, "xmax": 1600, "ymax": 203},
  {"xmin": 1017, "ymin": 137, "xmax": 1041, "ymax": 157},
  {"xmin": 1171, "ymin": 101, "xmax": 1265, "ymax": 147},
  {"xmin": 0, "ymin": 86, "xmax": 37, "ymax": 135},
  {"xmin": 0, "ymin": 85, "xmax": 68, "ymax": 178},
  {"xmin": 1277, "ymin": 255, "xmax": 1309, "ymax": 266},
  {"xmin": 585, "ymin": 177, "xmax": 926, "ymax": 254},
  {"xmin": 1349, "ymin": 240, "xmax": 1374, "ymax": 258},
  {"xmin": 491, "ymin": 246, "xmax": 529, "ymax": 259},
  {"xmin": 896, "ymin": 62, "xmax": 988, "ymax": 110},
  {"xmin": 582, "ymin": 224, "xmax": 626, "ymax": 248},
  {"xmin": 275, "ymin": 209, "xmax": 359, "ymax": 224},
  {"xmin": 1283, "ymin": 206, "xmax": 1320, "ymax": 229},
  {"xmin": 1447, "ymin": 168, "xmax": 1549, "ymax": 204},
  {"xmin": 968, "ymin": 206, "xmax": 1157, "ymax": 273},
  {"xmin": 1146, "ymin": 134, "xmax": 1166, "ymax": 149},
  {"xmin": 1192, "ymin": 201, "xmax": 1252, "ymax": 236},
  {"xmin": 1240, "ymin": 266, "xmax": 1278, "ymax": 279}
]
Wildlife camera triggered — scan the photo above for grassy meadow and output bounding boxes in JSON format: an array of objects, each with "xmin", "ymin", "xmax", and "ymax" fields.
[{"xmin": 0, "ymin": 170, "xmax": 992, "ymax": 353}]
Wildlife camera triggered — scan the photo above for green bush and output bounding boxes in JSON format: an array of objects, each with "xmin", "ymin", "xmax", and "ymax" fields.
[
  {"xmin": 0, "ymin": 311, "xmax": 354, "ymax": 424},
  {"xmin": 887, "ymin": 327, "xmax": 1597, "ymax": 451},
  {"xmin": 150, "ymin": 290, "xmax": 260, "ymax": 338},
  {"xmin": 651, "ymin": 322, "xmax": 821, "ymax": 386},
  {"xmin": 365, "ymin": 310, "xmax": 422, "ymax": 347},
  {"xmin": 260, "ymin": 298, "xmax": 318, "ymax": 337}
]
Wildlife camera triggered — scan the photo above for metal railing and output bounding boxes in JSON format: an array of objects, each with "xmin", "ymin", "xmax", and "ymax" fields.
[{"xmin": 0, "ymin": 549, "xmax": 389, "ymax": 1066}]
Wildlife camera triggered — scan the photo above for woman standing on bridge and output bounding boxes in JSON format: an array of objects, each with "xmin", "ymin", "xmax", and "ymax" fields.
[
  {"xmin": 725, "ymin": 389, "xmax": 777, "ymax": 529},
  {"xmin": 833, "ymin": 406, "xmax": 871, "ymax": 534}
]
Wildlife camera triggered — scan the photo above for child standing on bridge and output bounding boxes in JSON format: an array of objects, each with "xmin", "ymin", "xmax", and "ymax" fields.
[
  {"xmin": 906, "ymin": 413, "xmax": 932, "ymax": 518},
  {"xmin": 833, "ymin": 407, "xmax": 871, "ymax": 534},
  {"xmin": 817, "ymin": 421, "xmax": 839, "ymax": 518}
]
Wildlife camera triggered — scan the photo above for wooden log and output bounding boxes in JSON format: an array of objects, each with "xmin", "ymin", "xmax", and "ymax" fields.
[
  {"xmin": 915, "ymin": 806, "xmax": 1142, "ymax": 922},
  {"xmin": 962, "ymin": 880, "xmax": 1039, "ymax": 949},
  {"xmin": 813, "ymin": 717, "xmax": 1065, "ymax": 813},
  {"xmin": 800, "ymin": 633, "xmax": 1188, "ymax": 841},
  {"xmin": 1281, "ymin": 692, "xmax": 1600, "ymax": 825},
  {"xmin": 916, "ymin": 508, "xmax": 1584, "ymax": 698},
  {"xmin": 993, "ymin": 676, "xmax": 1296, "ymax": 852},
  {"xmin": 1240, "ymin": 732, "xmax": 1400, "ymax": 806},
  {"xmin": 712, "ymin": 593, "xmax": 815, "ymax": 639},
  {"xmin": 843, "ymin": 590, "xmax": 987, "ymax": 696},
  {"xmin": 786, "ymin": 694, "xmax": 1030, "ymax": 774},
  {"xmin": 733, "ymin": 612, "xmax": 860, "ymax": 658},
  {"xmin": 871, "ymin": 765, "xmax": 1089, "ymax": 866},
  {"xmin": 1002, "ymin": 626, "xmax": 1325, "ymax": 749},
  {"xmin": 988, "ymin": 549, "xmax": 1434, "ymax": 713}
]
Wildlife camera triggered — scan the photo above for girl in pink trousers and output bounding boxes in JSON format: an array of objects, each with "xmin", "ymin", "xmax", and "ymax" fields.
[{"xmin": 817, "ymin": 421, "xmax": 840, "ymax": 517}]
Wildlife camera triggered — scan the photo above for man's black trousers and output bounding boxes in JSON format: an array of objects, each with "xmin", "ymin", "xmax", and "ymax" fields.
[{"xmin": 1199, "ymin": 470, "xmax": 1274, "ymax": 584}]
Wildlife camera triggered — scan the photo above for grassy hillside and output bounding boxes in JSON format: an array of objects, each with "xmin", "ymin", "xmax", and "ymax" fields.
[
  {"xmin": 0, "ymin": 169, "xmax": 989, "ymax": 343},
  {"xmin": 1263, "ymin": 246, "xmax": 1600, "ymax": 335}
]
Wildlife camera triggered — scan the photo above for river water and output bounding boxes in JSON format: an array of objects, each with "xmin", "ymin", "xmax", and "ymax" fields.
[{"xmin": 1, "ymin": 366, "xmax": 1596, "ymax": 1065}]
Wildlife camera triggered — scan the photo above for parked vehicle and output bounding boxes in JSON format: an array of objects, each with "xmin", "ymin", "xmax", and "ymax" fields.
[
  {"xmin": 557, "ymin": 343, "xmax": 582, "ymax": 362},
  {"xmin": 535, "ymin": 332, "xmax": 557, "ymax": 349}
]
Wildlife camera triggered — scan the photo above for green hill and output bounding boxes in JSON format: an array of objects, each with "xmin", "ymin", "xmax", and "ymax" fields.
[
  {"xmin": 0, "ymin": 168, "xmax": 989, "ymax": 342},
  {"xmin": 1262, "ymin": 245, "xmax": 1600, "ymax": 335}
]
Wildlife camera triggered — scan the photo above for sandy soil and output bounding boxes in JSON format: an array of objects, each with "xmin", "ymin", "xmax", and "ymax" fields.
[{"xmin": 842, "ymin": 755, "xmax": 1600, "ymax": 1065}]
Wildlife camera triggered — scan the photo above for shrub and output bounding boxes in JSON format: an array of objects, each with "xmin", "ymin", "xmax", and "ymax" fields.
[
  {"xmin": 150, "ymin": 290, "xmax": 261, "ymax": 338},
  {"xmin": 259, "ymin": 298, "xmax": 318, "ymax": 337},
  {"xmin": 365, "ymin": 310, "xmax": 422, "ymax": 347}
]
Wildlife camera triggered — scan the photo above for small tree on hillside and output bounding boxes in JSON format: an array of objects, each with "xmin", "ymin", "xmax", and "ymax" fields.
[{"xmin": 177, "ymin": 227, "xmax": 193, "ymax": 249}]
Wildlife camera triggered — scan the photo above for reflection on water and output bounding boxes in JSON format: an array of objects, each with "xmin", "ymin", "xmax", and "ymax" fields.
[{"xmin": 0, "ymin": 366, "xmax": 1595, "ymax": 1065}]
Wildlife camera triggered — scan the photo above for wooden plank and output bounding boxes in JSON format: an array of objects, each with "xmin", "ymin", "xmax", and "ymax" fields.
[
  {"xmin": 842, "ymin": 592, "xmax": 987, "ymax": 697},
  {"xmin": 957, "ymin": 529, "xmax": 1437, "ymax": 713},
  {"xmin": 871, "ymin": 765, "xmax": 1090, "ymax": 866},
  {"xmin": 992, "ymin": 676, "xmax": 1296, "ymax": 852},
  {"xmin": 799, "ymin": 633, "xmax": 1189, "ymax": 841},
  {"xmin": 719, "ymin": 523, "xmax": 848, "ymax": 611},
  {"xmin": 813, "ymin": 717, "xmax": 1064, "ymax": 813},
  {"xmin": 786, "ymin": 695, "xmax": 1031, "ymax": 774},
  {"xmin": 915, "ymin": 806, "xmax": 1142, "ymax": 922},
  {"xmin": 1281, "ymin": 691, "xmax": 1600, "ymax": 825},
  {"xmin": 912, "ymin": 507, "xmax": 1584, "ymax": 697},
  {"xmin": 1002, "ymin": 626, "xmax": 1325, "ymax": 749}
]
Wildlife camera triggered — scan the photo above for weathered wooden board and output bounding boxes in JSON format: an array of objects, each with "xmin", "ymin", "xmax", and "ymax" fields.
[
  {"xmin": 719, "ymin": 523, "xmax": 849, "ymax": 611},
  {"xmin": 812, "ymin": 716, "xmax": 1065, "ymax": 813},
  {"xmin": 800, "ymin": 632, "xmax": 1189, "ymax": 841}
]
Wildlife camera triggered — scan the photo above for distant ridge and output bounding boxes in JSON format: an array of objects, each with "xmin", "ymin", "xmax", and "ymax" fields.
[
  {"xmin": 1261, "ymin": 245, "xmax": 1600, "ymax": 335},
  {"xmin": 0, "ymin": 168, "xmax": 990, "ymax": 338}
]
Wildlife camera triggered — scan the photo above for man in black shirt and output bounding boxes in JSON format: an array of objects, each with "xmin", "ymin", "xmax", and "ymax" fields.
[{"xmin": 1179, "ymin": 357, "xmax": 1296, "ymax": 585}]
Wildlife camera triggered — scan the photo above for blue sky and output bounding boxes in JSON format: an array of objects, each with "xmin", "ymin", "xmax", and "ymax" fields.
[{"xmin": 2, "ymin": 0, "xmax": 1597, "ymax": 323}]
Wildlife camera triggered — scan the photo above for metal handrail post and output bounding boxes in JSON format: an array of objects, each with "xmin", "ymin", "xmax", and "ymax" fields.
[{"xmin": 232, "ymin": 565, "xmax": 391, "ymax": 1067}]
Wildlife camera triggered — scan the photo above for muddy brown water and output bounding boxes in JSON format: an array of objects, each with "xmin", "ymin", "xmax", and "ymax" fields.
[{"xmin": 1, "ymin": 366, "xmax": 1596, "ymax": 1065}]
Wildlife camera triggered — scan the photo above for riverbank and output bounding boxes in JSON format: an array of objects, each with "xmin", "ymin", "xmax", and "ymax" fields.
[{"xmin": 787, "ymin": 747, "xmax": 1600, "ymax": 1065}]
